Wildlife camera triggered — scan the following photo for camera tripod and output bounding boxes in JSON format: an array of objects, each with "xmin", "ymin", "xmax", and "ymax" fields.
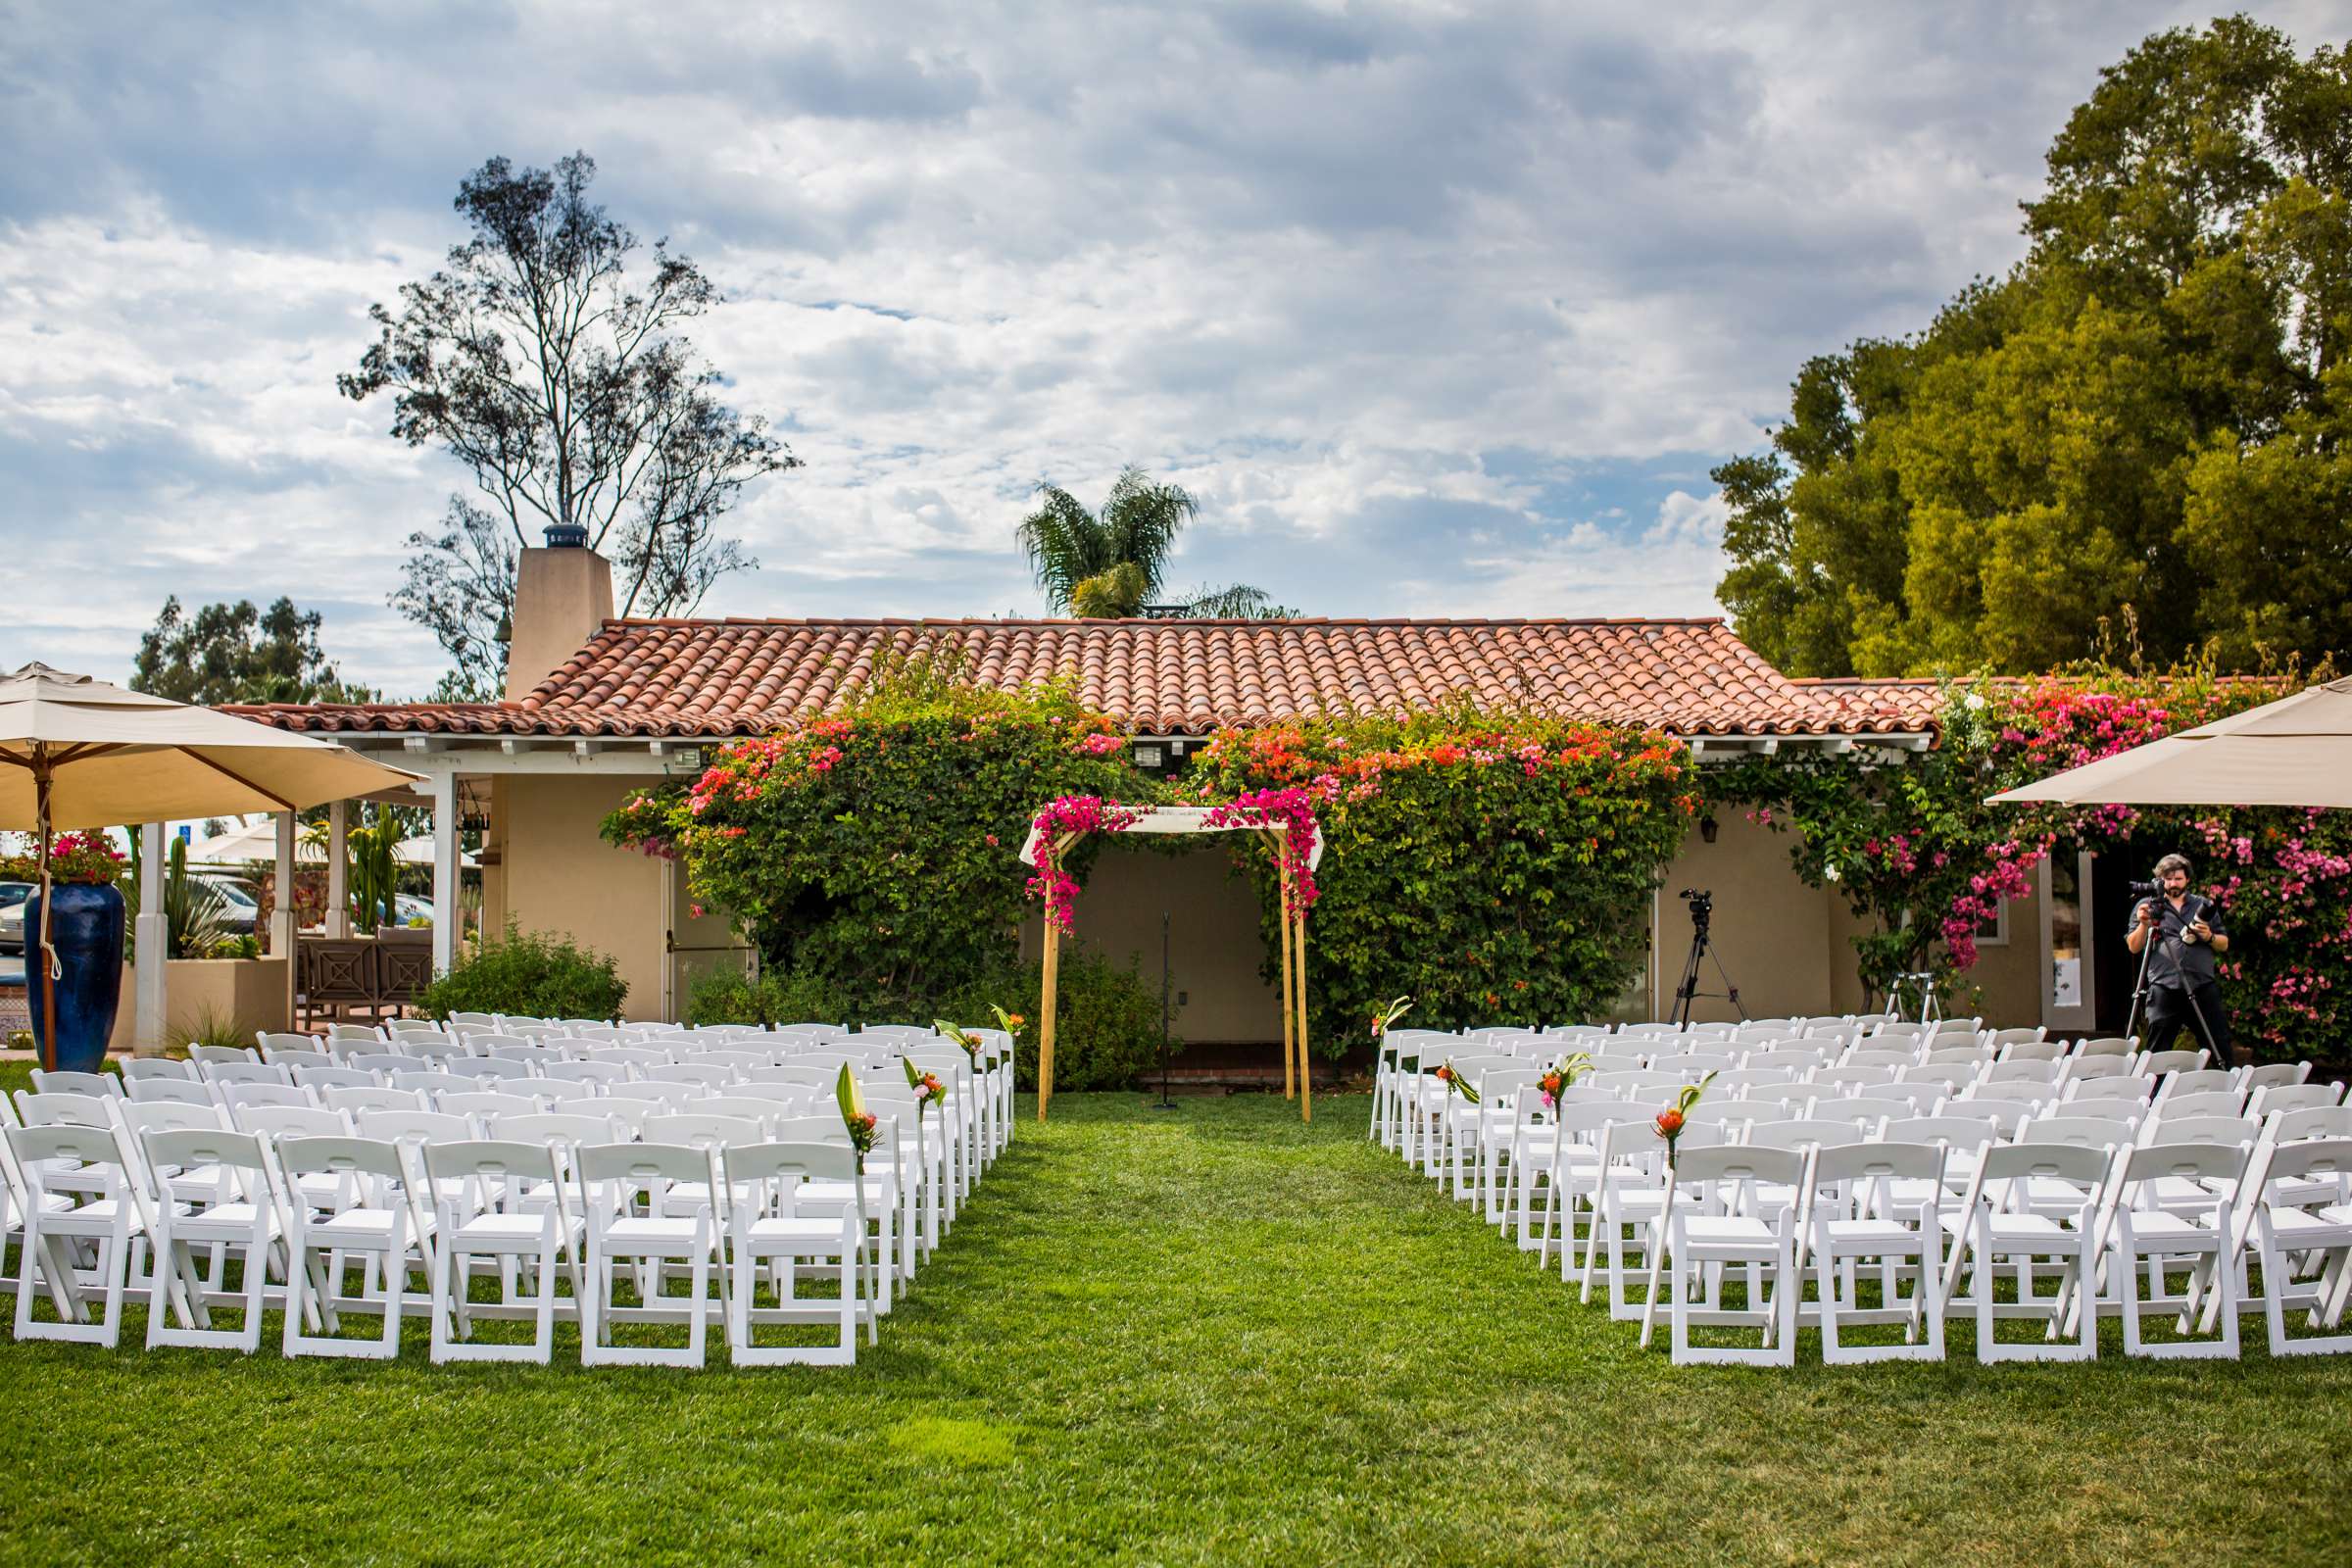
[{"xmin": 1669, "ymin": 892, "xmax": 1745, "ymax": 1028}]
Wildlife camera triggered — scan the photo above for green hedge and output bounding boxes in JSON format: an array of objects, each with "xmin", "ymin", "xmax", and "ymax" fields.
[{"xmin": 416, "ymin": 925, "xmax": 628, "ymax": 1022}]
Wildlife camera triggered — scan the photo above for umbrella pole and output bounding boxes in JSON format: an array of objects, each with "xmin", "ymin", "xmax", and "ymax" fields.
[{"xmin": 33, "ymin": 752, "xmax": 58, "ymax": 1072}]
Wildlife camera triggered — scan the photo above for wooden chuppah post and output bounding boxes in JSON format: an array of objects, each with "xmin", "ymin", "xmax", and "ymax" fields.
[
  {"xmin": 1275, "ymin": 836, "xmax": 1296, "ymax": 1102},
  {"xmin": 1295, "ymin": 904, "xmax": 1311, "ymax": 1123},
  {"xmin": 1037, "ymin": 830, "xmax": 1079, "ymax": 1122}
]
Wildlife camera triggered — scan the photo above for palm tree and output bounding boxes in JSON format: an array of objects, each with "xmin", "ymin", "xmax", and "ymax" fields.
[{"xmin": 1017, "ymin": 466, "xmax": 1291, "ymax": 618}]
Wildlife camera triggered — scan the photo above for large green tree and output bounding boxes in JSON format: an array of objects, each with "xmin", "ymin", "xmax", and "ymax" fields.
[
  {"xmin": 1018, "ymin": 466, "xmax": 1293, "ymax": 617},
  {"xmin": 131, "ymin": 597, "xmax": 372, "ymax": 706},
  {"xmin": 1717, "ymin": 17, "xmax": 2352, "ymax": 675}
]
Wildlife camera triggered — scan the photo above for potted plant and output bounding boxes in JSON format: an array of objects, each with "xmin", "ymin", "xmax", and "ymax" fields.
[{"xmin": 3, "ymin": 830, "xmax": 127, "ymax": 1072}]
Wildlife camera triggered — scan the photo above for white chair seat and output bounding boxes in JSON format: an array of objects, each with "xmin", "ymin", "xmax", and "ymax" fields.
[
  {"xmin": 1818, "ymin": 1217, "xmax": 1923, "ymax": 1249},
  {"xmin": 745, "ymin": 1215, "xmax": 852, "ymax": 1247},
  {"xmin": 446, "ymin": 1212, "xmax": 576, "ymax": 1248}
]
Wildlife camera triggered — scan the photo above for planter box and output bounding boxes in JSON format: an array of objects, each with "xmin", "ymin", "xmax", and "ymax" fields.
[{"xmin": 107, "ymin": 957, "xmax": 292, "ymax": 1054}]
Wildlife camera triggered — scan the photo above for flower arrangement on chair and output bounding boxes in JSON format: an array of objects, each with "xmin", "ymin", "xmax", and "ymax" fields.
[
  {"xmin": 903, "ymin": 1055, "xmax": 948, "ymax": 1112},
  {"xmin": 1535, "ymin": 1053, "xmax": 1594, "ymax": 1112},
  {"xmin": 1651, "ymin": 1072, "xmax": 1718, "ymax": 1170},
  {"xmin": 934, "ymin": 1018, "xmax": 987, "ymax": 1065},
  {"xmin": 1370, "ymin": 996, "xmax": 1413, "ymax": 1038},
  {"xmin": 1432, "ymin": 1059, "xmax": 1480, "ymax": 1104},
  {"xmin": 835, "ymin": 1062, "xmax": 879, "ymax": 1170},
  {"xmin": 989, "ymin": 1004, "xmax": 1025, "ymax": 1042}
]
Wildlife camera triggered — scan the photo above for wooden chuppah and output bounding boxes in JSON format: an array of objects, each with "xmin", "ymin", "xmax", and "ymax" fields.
[{"xmin": 1017, "ymin": 801, "xmax": 1322, "ymax": 1122}]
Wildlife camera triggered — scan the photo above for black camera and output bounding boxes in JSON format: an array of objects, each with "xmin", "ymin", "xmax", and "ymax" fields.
[
  {"xmin": 2127, "ymin": 879, "xmax": 2164, "ymax": 898},
  {"xmin": 1680, "ymin": 889, "xmax": 1713, "ymax": 928}
]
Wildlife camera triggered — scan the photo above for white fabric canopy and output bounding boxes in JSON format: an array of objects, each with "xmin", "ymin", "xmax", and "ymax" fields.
[
  {"xmin": 185, "ymin": 821, "xmax": 466, "ymax": 868},
  {"xmin": 0, "ymin": 662, "xmax": 419, "ymax": 828},
  {"xmin": 1987, "ymin": 676, "xmax": 2352, "ymax": 809},
  {"xmin": 1017, "ymin": 803, "xmax": 1325, "ymax": 869}
]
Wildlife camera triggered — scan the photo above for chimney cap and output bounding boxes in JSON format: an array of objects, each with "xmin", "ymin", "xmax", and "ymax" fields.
[{"xmin": 544, "ymin": 522, "xmax": 589, "ymax": 549}]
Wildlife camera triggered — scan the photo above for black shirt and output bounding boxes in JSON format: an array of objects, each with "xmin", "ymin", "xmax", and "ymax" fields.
[{"xmin": 2127, "ymin": 893, "xmax": 2225, "ymax": 988}]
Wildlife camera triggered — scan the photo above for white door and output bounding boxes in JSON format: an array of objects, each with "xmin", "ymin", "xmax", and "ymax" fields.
[{"xmin": 2037, "ymin": 851, "xmax": 2097, "ymax": 1032}]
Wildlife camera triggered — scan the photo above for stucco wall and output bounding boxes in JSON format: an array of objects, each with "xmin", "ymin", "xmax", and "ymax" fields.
[
  {"xmin": 1652, "ymin": 811, "xmax": 1839, "ymax": 1023},
  {"xmin": 1019, "ymin": 841, "xmax": 1283, "ymax": 1044},
  {"xmin": 497, "ymin": 774, "xmax": 668, "ymax": 1021}
]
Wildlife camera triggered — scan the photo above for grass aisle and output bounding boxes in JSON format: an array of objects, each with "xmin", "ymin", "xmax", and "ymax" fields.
[{"xmin": 1, "ymin": 1091, "xmax": 2347, "ymax": 1566}]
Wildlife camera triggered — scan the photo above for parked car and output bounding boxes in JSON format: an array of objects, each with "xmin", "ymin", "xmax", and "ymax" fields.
[
  {"xmin": 0, "ymin": 881, "xmax": 29, "ymax": 954},
  {"xmin": 197, "ymin": 876, "xmax": 260, "ymax": 937},
  {"xmin": 393, "ymin": 894, "xmax": 433, "ymax": 927}
]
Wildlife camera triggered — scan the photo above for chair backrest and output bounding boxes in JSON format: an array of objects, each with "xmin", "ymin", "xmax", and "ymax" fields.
[
  {"xmin": 1671, "ymin": 1143, "xmax": 1809, "ymax": 1188},
  {"xmin": 190, "ymin": 1044, "xmax": 260, "ymax": 1066},
  {"xmin": 121, "ymin": 1057, "xmax": 198, "ymax": 1083},
  {"xmin": 576, "ymin": 1140, "xmax": 711, "ymax": 1187},
  {"xmin": 2254, "ymin": 1137, "xmax": 2352, "ymax": 1193},
  {"xmin": 1981, "ymin": 1059, "xmax": 2061, "ymax": 1085},
  {"xmin": 221, "ymin": 1082, "xmax": 313, "ymax": 1112},
  {"xmin": 275, "ymin": 1134, "xmax": 408, "ymax": 1183},
  {"xmin": 2120, "ymin": 1140, "xmax": 2246, "ymax": 1189},
  {"xmin": 722, "ymin": 1139, "xmax": 858, "ymax": 1185},
  {"xmin": 1984, "ymin": 1027, "xmax": 2047, "ymax": 1049},
  {"xmin": 728, "ymin": 1082, "xmax": 820, "ymax": 1111},
  {"xmin": 2237, "ymin": 1060, "xmax": 2310, "ymax": 1093},
  {"xmin": 2066, "ymin": 1076, "xmax": 2157, "ymax": 1106},
  {"xmin": 2156, "ymin": 1089, "xmax": 2246, "ymax": 1121},
  {"xmin": 1883, "ymin": 1115, "xmax": 1997, "ymax": 1152},
  {"xmin": 493, "ymin": 1111, "xmax": 625, "ymax": 1147},
  {"xmin": 1835, "ymin": 1096, "xmax": 1921, "ymax": 1128},
  {"xmin": 1812, "ymin": 1065, "xmax": 1900, "ymax": 1095},
  {"xmin": 436, "ymin": 1092, "xmax": 545, "ymax": 1122},
  {"xmin": 446, "ymin": 1057, "xmax": 534, "ymax": 1082},
  {"xmin": 539, "ymin": 1060, "xmax": 628, "ymax": 1086},
  {"xmin": 2140, "ymin": 1048, "xmax": 2209, "ymax": 1075},
  {"xmin": 767, "ymin": 1114, "xmax": 854, "ymax": 1146},
  {"xmin": 204, "ymin": 1061, "xmax": 295, "ymax": 1088},
  {"xmin": 2061, "ymin": 1055, "xmax": 2135, "ymax": 1082},
  {"xmin": 1998, "ymin": 1040, "xmax": 2067, "ymax": 1063},
  {"xmin": 598, "ymin": 1082, "xmax": 699, "ymax": 1109},
  {"xmin": 1903, "ymin": 1064, "xmax": 1981, "ymax": 1095},
  {"xmin": 692, "ymin": 1096, "xmax": 787, "ymax": 1126},
  {"xmin": 646, "ymin": 1062, "xmax": 741, "ymax": 1090},
  {"xmin": 1962, "ymin": 1082, "xmax": 2056, "ymax": 1106},
  {"xmin": 1709, "ymin": 1067, "xmax": 1796, "ymax": 1095},
  {"xmin": 1814, "ymin": 1140, "xmax": 1946, "ymax": 1187},
  {"xmin": 15, "ymin": 1090, "xmax": 116, "ymax": 1127},
  {"xmin": 1921, "ymin": 1046, "xmax": 1994, "ymax": 1068},
  {"xmin": 1978, "ymin": 1142, "xmax": 2112, "ymax": 1188},
  {"xmin": 7, "ymin": 1121, "xmax": 130, "ymax": 1175},
  {"xmin": 2157, "ymin": 1068, "xmax": 2238, "ymax": 1102},
  {"xmin": 2250, "ymin": 1082, "xmax": 2345, "ymax": 1118},
  {"xmin": 646, "ymin": 1111, "xmax": 767, "ymax": 1149},
  {"xmin": 346, "ymin": 1054, "xmax": 409, "ymax": 1076},
  {"xmin": 2074, "ymin": 1035, "xmax": 2138, "ymax": 1057},
  {"xmin": 121, "ymin": 1100, "xmax": 229, "ymax": 1137},
  {"xmin": 125, "ymin": 1077, "xmax": 216, "ymax": 1107},
  {"xmin": 30, "ymin": 1068, "xmax": 121, "ymax": 1099},
  {"xmin": 1841, "ymin": 1049, "xmax": 1919, "ymax": 1069},
  {"xmin": 2022, "ymin": 1114, "xmax": 2137, "ymax": 1149},
  {"xmin": 354, "ymin": 1108, "xmax": 473, "ymax": 1147},
  {"xmin": 258, "ymin": 1032, "xmax": 330, "ymax": 1063},
  {"xmin": 422, "ymin": 1139, "xmax": 562, "ymax": 1185},
  {"xmin": 327, "ymin": 1023, "xmax": 386, "ymax": 1043},
  {"xmin": 587, "ymin": 1046, "xmax": 672, "ymax": 1069},
  {"xmin": 397, "ymin": 1037, "xmax": 467, "ymax": 1061},
  {"xmin": 2269, "ymin": 1104, "xmax": 2352, "ymax": 1145},
  {"xmin": 1739, "ymin": 1050, "xmax": 1826, "ymax": 1076},
  {"xmin": 290, "ymin": 1063, "xmax": 379, "ymax": 1093},
  {"xmin": 232, "ymin": 1103, "xmax": 350, "ymax": 1141},
  {"xmin": 1745, "ymin": 1118, "xmax": 1863, "ymax": 1152},
  {"xmin": 1591, "ymin": 1069, "xmax": 1684, "ymax": 1095},
  {"xmin": 2147, "ymin": 1113, "xmax": 2257, "ymax": 1148},
  {"xmin": 323, "ymin": 1086, "xmax": 425, "ymax": 1115},
  {"xmin": 388, "ymin": 1071, "xmax": 469, "ymax": 1096},
  {"xmin": 142, "ymin": 1125, "xmax": 270, "ymax": 1175}
]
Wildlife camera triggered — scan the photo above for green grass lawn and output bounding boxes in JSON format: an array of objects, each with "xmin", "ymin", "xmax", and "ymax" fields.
[{"xmin": 1, "ymin": 1082, "xmax": 2347, "ymax": 1566}]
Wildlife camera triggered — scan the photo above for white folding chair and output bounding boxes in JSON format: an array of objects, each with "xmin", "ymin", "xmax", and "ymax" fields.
[
  {"xmin": 1644, "ymin": 1143, "xmax": 1810, "ymax": 1366},
  {"xmin": 1809, "ymin": 1143, "xmax": 1947, "ymax": 1364},
  {"xmin": 422, "ymin": 1140, "xmax": 583, "ymax": 1364},
  {"xmin": 277, "ymin": 1134, "xmax": 419, "ymax": 1360},
  {"xmin": 2241, "ymin": 1138, "xmax": 2352, "ymax": 1357},
  {"xmin": 138, "ymin": 1126, "xmax": 284, "ymax": 1353},
  {"xmin": 721, "ymin": 1140, "xmax": 873, "ymax": 1365},
  {"xmin": 577, "ymin": 1141, "xmax": 722, "ymax": 1368},
  {"xmin": 2108, "ymin": 1142, "xmax": 2246, "ymax": 1359},
  {"xmin": 1948, "ymin": 1142, "xmax": 2113, "ymax": 1363},
  {"xmin": 7, "ymin": 1122, "xmax": 150, "ymax": 1347}
]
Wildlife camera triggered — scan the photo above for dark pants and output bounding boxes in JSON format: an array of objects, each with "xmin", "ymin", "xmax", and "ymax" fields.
[{"xmin": 2144, "ymin": 980, "xmax": 2231, "ymax": 1064}]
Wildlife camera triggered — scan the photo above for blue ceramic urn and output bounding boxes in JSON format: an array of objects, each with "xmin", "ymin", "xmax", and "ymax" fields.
[{"xmin": 24, "ymin": 882, "xmax": 126, "ymax": 1073}]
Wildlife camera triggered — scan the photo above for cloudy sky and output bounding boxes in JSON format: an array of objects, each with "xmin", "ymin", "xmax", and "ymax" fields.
[{"xmin": 1, "ymin": 1, "xmax": 2338, "ymax": 697}]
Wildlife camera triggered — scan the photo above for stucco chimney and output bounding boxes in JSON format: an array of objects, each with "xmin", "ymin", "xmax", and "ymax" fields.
[{"xmin": 504, "ymin": 530, "xmax": 614, "ymax": 700}]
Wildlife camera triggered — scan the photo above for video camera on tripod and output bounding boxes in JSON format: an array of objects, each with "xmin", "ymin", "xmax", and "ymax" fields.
[{"xmin": 1669, "ymin": 888, "xmax": 1741, "ymax": 1026}]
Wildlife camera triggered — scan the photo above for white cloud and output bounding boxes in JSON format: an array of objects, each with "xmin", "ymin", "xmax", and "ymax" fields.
[{"xmin": 2, "ymin": 1, "xmax": 2340, "ymax": 693}]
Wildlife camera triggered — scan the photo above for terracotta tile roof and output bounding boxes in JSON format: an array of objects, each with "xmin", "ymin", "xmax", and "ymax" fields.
[
  {"xmin": 229, "ymin": 617, "xmax": 1937, "ymax": 740},
  {"xmin": 1788, "ymin": 677, "xmax": 1948, "ymax": 731}
]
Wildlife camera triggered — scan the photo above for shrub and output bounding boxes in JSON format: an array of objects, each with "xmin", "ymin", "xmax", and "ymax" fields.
[
  {"xmin": 943, "ymin": 951, "xmax": 1169, "ymax": 1091},
  {"xmin": 1185, "ymin": 711, "xmax": 1696, "ymax": 1051},
  {"xmin": 685, "ymin": 967, "xmax": 857, "ymax": 1029},
  {"xmin": 416, "ymin": 924, "xmax": 627, "ymax": 1022},
  {"xmin": 605, "ymin": 655, "xmax": 1152, "ymax": 1019}
]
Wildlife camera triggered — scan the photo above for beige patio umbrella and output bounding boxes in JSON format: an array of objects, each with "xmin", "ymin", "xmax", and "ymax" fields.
[
  {"xmin": 1987, "ymin": 676, "xmax": 2352, "ymax": 808},
  {"xmin": 0, "ymin": 662, "xmax": 421, "ymax": 1053}
]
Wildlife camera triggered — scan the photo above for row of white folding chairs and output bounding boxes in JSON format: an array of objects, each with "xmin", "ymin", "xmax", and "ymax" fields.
[
  {"xmin": 1483, "ymin": 1103, "xmax": 2352, "ymax": 1365},
  {"xmin": 2, "ymin": 1103, "xmax": 886, "ymax": 1366},
  {"xmin": 11, "ymin": 1059, "xmax": 990, "ymax": 1321}
]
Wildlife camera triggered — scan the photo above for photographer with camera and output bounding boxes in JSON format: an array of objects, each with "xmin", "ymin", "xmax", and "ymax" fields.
[{"xmin": 2123, "ymin": 853, "xmax": 2231, "ymax": 1064}]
